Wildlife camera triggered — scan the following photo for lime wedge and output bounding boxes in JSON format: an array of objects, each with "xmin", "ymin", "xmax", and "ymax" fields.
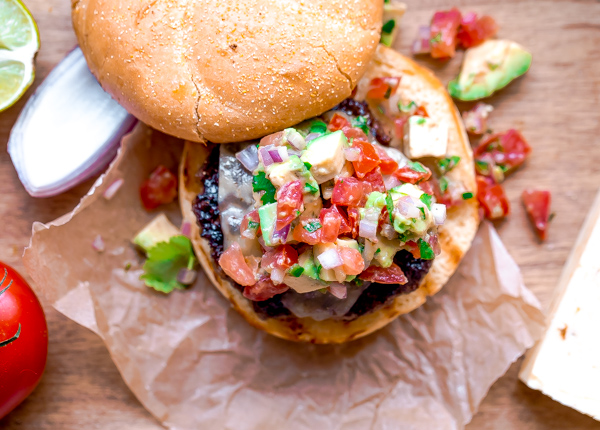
[{"xmin": 0, "ymin": 0, "xmax": 39, "ymax": 112}]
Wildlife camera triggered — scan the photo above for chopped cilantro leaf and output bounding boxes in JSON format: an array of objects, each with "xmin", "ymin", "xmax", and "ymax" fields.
[
  {"xmin": 252, "ymin": 171, "xmax": 277, "ymax": 204},
  {"xmin": 248, "ymin": 220, "xmax": 259, "ymax": 229},
  {"xmin": 462, "ymin": 192, "xmax": 474, "ymax": 200},
  {"xmin": 398, "ymin": 100, "xmax": 416, "ymax": 113},
  {"xmin": 304, "ymin": 220, "xmax": 322, "ymax": 233},
  {"xmin": 385, "ymin": 193, "xmax": 395, "ymax": 223},
  {"xmin": 408, "ymin": 161, "xmax": 428, "ymax": 173},
  {"xmin": 430, "ymin": 33, "xmax": 442, "ymax": 44},
  {"xmin": 375, "ymin": 248, "xmax": 381, "ymax": 254},
  {"xmin": 304, "ymin": 161, "xmax": 312, "ymax": 170},
  {"xmin": 384, "ymin": 86, "xmax": 392, "ymax": 99},
  {"xmin": 382, "ymin": 19, "xmax": 396, "ymax": 34},
  {"xmin": 352, "ymin": 116, "xmax": 370, "ymax": 134},
  {"xmin": 419, "ymin": 193, "xmax": 432, "ymax": 210},
  {"xmin": 439, "ymin": 176, "xmax": 449, "ymax": 193},
  {"xmin": 140, "ymin": 235, "xmax": 197, "ymax": 293},
  {"xmin": 304, "ymin": 182, "xmax": 319, "ymax": 194},
  {"xmin": 418, "ymin": 238, "xmax": 435, "ymax": 260},
  {"xmin": 475, "ymin": 160, "xmax": 490, "ymax": 175},
  {"xmin": 416, "ymin": 117, "xmax": 426, "ymax": 125},
  {"xmin": 438, "ymin": 156, "xmax": 461, "ymax": 174}
]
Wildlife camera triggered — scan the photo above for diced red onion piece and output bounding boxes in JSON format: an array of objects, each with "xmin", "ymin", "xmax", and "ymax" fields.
[
  {"xmin": 305, "ymin": 133, "xmax": 320, "ymax": 143},
  {"xmin": 92, "ymin": 234, "xmax": 105, "ymax": 252},
  {"xmin": 177, "ymin": 268, "xmax": 197, "ymax": 285},
  {"xmin": 270, "ymin": 268, "xmax": 285, "ymax": 285},
  {"xmin": 383, "ymin": 175, "xmax": 401, "ymax": 191},
  {"xmin": 428, "ymin": 235, "xmax": 442, "ymax": 256},
  {"xmin": 277, "ymin": 146, "xmax": 289, "ymax": 162},
  {"xmin": 269, "ymin": 148, "xmax": 283, "ymax": 163},
  {"xmin": 271, "ymin": 223, "xmax": 290, "ymax": 245},
  {"xmin": 412, "ymin": 25, "xmax": 431, "ymax": 55},
  {"xmin": 380, "ymin": 224, "xmax": 397, "ymax": 240},
  {"xmin": 285, "ymin": 130, "xmax": 306, "ymax": 150},
  {"xmin": 258, "ymin": 236, "xmax": 273, "ymax": 251},
  {"xmin": 329, "ymin": 283, "xmax": 347, "ymax": 299},
  {"xmin": 235, "ymin": 144, "xmax": 259, "ymax": 172},
  {"xmin": 431, "ymin": 203, "xmax": 447, "ymax": 225},
  {"xmin": 181, "ymin": 221, "xmax": 192, "ymax": 238},
  {"xmin": 359, "ymin": 219, "xmax": 378, "ymax": 241},
  {"xmin": 344, "ymin": 148, "xmax": 361, "ymax": 161},
  {"xmin": 317, "ymin": 248, "xmax": 342, "ymax": 269},
  {"xmin": 102, "ymin": 178, "xmax": 124, "ymax": 200},
  {"xmin": 259, "ymin": 146, "xmax": 274, "ymax": 167},
  {"xmin": 397, "ymin": 195, "xmax": 421, "ymax": 219}
]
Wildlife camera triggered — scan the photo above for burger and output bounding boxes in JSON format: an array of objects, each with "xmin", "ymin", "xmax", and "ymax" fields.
[{"xmin": 73, "ymin": 0, "xmax": 478, "ymax": 343}]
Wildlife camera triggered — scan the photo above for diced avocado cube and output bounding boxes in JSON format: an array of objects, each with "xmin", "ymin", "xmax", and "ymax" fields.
[
  {"xmin": 403, "ymin": 115, "xmax": 449, "ymax": 159},
  {"xmin": 448, "ymin": 39, "xmax": 532, "ymax": 101},
  {"xmin": 336, "ymin": 238, "xmax": 360, "ymax": 251},
  {"xmin": 373, "ymin": 237, "xmax": 401, "ymax": 268},
  {"xmin": 133, "ymin": 213, "xmax": 180, "ymax": 253},
  {"xmin": 298, "ymin": 250, "xmax": 319, "ymax": 280},
  {"xmin": 301, "ymin": 130, "xmax": 347, "ymax": 184},
  {"xmin": 381, "ymin": 1, "xmax": 406, "ymax": 47},
  {"xmin": 258, "ymin": 203, "xmax": 278, "ymax": 246}
]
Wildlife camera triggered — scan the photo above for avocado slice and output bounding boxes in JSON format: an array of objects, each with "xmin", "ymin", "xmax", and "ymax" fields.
[
  {"xmin": 258, "ymin": 202, "xmax": 278, "ymax": 246},
  {"xmin": 448, "ymin": 39, "xmax": 532, "ymax": 101},
  {"xmin": 133, "ymin": 213, "xmax": 180, "ymax": 253}
]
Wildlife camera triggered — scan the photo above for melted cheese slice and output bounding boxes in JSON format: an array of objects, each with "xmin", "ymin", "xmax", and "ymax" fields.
[{"xmin": 519, "ymin": 191, "xmax": 600, "ymax": 421}]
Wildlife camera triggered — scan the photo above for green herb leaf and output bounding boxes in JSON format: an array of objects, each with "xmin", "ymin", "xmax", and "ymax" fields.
[
  {"xmin": 439, "ymin": 176, "xmax": 449, "ymax": 193},
  {"xmin": 140, "ymin": 235, "xmax": 197, "ymax": 294},
  {"xmin": 419, "ymin": 193, "xmax": 432, "ymax": 210},
  {"xmin": 303, "ymin": 220, "xmax": 322, "ymax": 233},
  {"xmin": 381, "ymin": 19, "xmax": 396, "ymax": 34},
  {"xmin": 289, "ymin": 265, "xmax": 304, "ymax": 277},
  {"xmin": 408, "ymin": 161, "xmax": 428, "ymax": 173},
  {"xmin": 438, "ymin": 156, "xmax": 461, "ymax": 174},
  {"xmin": 398, "ymin": 100, "xmax": 416, "ymax": 113},
  {"xmin": 303, "ymin": 162, "xmax": 312, "ymax": 170},
  {"xmin": 475, "ymin": 160, "xmax": 490, "ymax": 175},
  {"xmin": 430, "ymin": 33, "xmax": 442, "ymax": 44},
  {"xmin": 352, "ymin": 115, "xmax": 370, "ymax": 134},
  {"xmin": 248, "ymin": 220, "xmax": 259, "ymax": 229},
  {"xmin": 385, "ymin": 192, "xmax": 395, "ymax": 223},
  {"xmin": 252, "ymin": 171, "xmax": 277, "ymax": 204},
  {"xmin": 462, "ymin": 191, "xmax": 474, "ymax": 200},
  {"xmin": 416, "ymin": 117, "xmax": 426, "ymax": 125},
  {"xmin": 304, "ymin": 182, "xmax": 319, "ymax": 195},
  {"xmin": 418, "ymin": 207, "xmax": 425, "ymax": 218},
  {"xmin": 309, "ymin": 120, "xmax": 328, "ymax": 135},
  {"xmin": 418, "ymin": 238, "xmax": 435, "ymax": 260}
]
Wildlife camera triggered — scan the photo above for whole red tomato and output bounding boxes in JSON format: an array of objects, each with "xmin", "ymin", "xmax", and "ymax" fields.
[{"xmin": 0, "ymin": 262, "xmax": 48, "ymax": 419}]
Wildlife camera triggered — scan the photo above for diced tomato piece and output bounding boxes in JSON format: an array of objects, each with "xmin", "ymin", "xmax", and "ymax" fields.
[
  {"xmin": 347, "ymin": 207, "xmax": 360, "ymax": 239},
  {"xmin": 351, "ymin": 140, "xmax": 381, "ymax": 178},
  {"xmin": 414, "ymin": 105, "xmax": 429, "ymax": 117},
  {"xmin": 321, "ymin": 205, "xmax": 352, "ymax": 235},
  {"xmin": 332, "ymin": 177, "xmax": 364, "ymax": 207},
  {"xmin": 393, "ymin": 163, "xmax": 432, "ymax": 184},
  {"xmin": 243, "ymin": 275, "xmax": 289, "ymax": 301},
  {"xmin": 259, "ymin": 131, "xmax": 284, "ymax": 147},
  {"xmin": 276, "ymin": 180, "xmax": 303, "ymax": 230},
  {"xmin": 140, "ymin": 165, "xmax": 178, "ymax": 210},
  {"xmin": 219, "ymin": 242, "xmax": 256, "ymax": 286},
  {"xmin": 261, "ymin": 245, "xmax": 299, "ymax": 271},
  {"xmin": 361, "ymin": 166, "xmax": 386, "ymax": 193},
  {"xmin": 240, "ymin": 209, "xmax": 260, "ymax": 239},
  {"xmin": 292, "ymin": 218, "xmax": 322, "ymax": 245},
  {"xmin": 476, "ymin": 175, "xmax": 510, "ymax": 220},
  {"xmin": 419, "ymin": 180, "xmax": 435, "ymax": 197},
  {"xmin": 405, "ymin": 240, "xmax": 421, "ymax": 259},
  {"xmin": 328, "ymin": 113, "xmax": 351, "ymax": 132},
  {"xmin": 366, "ymin": 77, "xmax": 401, "ymax": 100},
  {"xmin": 374, "ymin": 146, "xmax": 399, "ymax": 175},
  {"xmin": 341, "ymin": 126, "xmax": 369, "ymax": 142},
  {"xmin": 474, "ymin": 129, "xmax": 531, "ymax": 174},
  {"xmin": 457, "ymin": 13, "xmax": 498, "ymax": 48},
  {"xmin": 430, "ymin": 8, "xmax": 462, "ymax": 59},
  {"xmin": 320, "ymin": 210, "xmax": 341, "ymax": 243},
  {"xmin": 522, "ymin": 189, "xmax": 551, "ymax": 241},
  {"xmin": 338, "ymin": 247, "xmax": 365, "ymax": 275},
  {"xmin": 359, "ymin": 263, "xmax": 408, "ymax": 284},
  {"xmin": 394, "ymin": 116, "xmax": 409, "ymax": 140}
]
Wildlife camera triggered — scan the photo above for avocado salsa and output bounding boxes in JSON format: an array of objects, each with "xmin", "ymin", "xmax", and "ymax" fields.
[{"xmin": 193, "ymin": 78, "xmax": 471, "ymax": 322}]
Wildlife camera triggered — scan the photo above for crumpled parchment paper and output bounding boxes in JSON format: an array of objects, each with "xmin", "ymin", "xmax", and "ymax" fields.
[{"xmin": 23, "ymin": 124, "xmax": 545, "ymax": 430}]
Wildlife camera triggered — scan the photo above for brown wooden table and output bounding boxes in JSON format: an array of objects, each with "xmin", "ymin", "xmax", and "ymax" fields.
[{"xmin": 1, "ymin": 0, "xmax": 599, "ymax": 428}]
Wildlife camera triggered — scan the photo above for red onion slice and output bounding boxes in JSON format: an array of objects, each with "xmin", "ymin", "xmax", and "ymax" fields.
[
  {"xmin": 359, "ymin": 219, "xmax": 378, "ymax": 241},
  {"xmin": 329, "ymin": 283, "xmax": 347, "ymax": 299},
  {"xmin": 271, "ymin": 223, "xmax": 290, "ymax": 245},
  {"xmin": 284, "ymin": 129, "xmax": 306, "ymax": 150},
  {"xmin": 383, "ymin": 175, "xmax": 401, "ymax": 191},
  {"xmin": 317, "ymin": 248, "xmax": 342, "ymax": 269},
  {"xmin": 305, "ymin": 133, "xmax": 320, "ymax": 143},
  {"xmin": 102, "ymin": 178, "xmax": 124, "ymax": 200},
  {"xmin": 235, "ymin": 144, "xmax": 259, "ymax": 172},
  {"xmin": 8, "ymin": 47, "xmax": 136, "ymax": 198},
  {"xmin": 259, "ymin": 146, "xmax": 274, "ymax": 167},
  {"xmin": 397, "ymin": 195, "xmax": 421, "ymax": 219}
]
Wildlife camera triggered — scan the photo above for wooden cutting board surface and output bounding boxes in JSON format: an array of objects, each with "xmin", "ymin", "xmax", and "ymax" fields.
[{"xmin": 1, "ymin": 0, "xmax": 599, "ymax": 428}]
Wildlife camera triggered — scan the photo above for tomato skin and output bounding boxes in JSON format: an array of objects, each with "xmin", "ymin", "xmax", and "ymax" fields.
[
  {"xmin": 331, "ymin": 177, "xmax": 364, "ymax": 207},
  {"xmin": 319, "ymin": 210, "xmax": 341, "ymax": 243},
  {"xmin": 360, "ymin": 167, "xmax": 386, "ymax": 193},
  {"xmin": 140, "ymin": 165, "xmax": 178, "ymax": 210},
  {"xmin": 243, "ymin": 275, "xmax": 289, "ymax": 301},
  {"xmin": 346, "ymin": 207, "xmax": 361, "ymax": 239},
  {"xmin": 374, "ymin": 147, "xmax": 399, "ymax": 175},
  {"xmin": 414, "ymin": 105, "xmax": 429, "ymax": 117},
  {"xmin": 476, "ymin": 176, "xmax": 510, "ymax": 220},
  {"xmin": 351, "ymin": 140, "xmax": 381, "ymax": 178},
  {"xmin": 394, "ymin": 116, "xmax": 409, "ymax": 140},
  {"xmin": 321, "ymin": 206, "xmax": 352, "ymax": 236},
  {"xmin": 338, "ymin": 248, "xmax": 365, "ymax": 275},
  {"xmin": 328, "ymin": 114, "xmax": 351, "ymax": 132},
  {"xmin": 393, "ymin": 164, "xmax": 432, "ymax": 184},
  {"xmin": 292, "ymin": 218, "xmax": 322, "ymax": 245},
  {"xmin": 366, "ymin": 77, "xmax": 401, "ymax": 100},
  {"xmin": 240, "ymin": 209, "xmax": 260, "ymax": 238},
  {"xmin": 341, "ymin": 126, "xmax": 369, "ymax": 142},
  {"xmin": 359, "ymin": 263, "xmax": 408, "ymax": 284},
  {"xmin": 457, "ymin": 13, "xmax": 498, "ymax": 48},
  {"xmin": 218, "ymin": 242, "xmax": 256, "ymax": 286},
  {"xmin": 276, "ymin": 180, "xmax": 304, "ymax": 230},
  {"xmin": 522, "ymin": 189, "xmax": 551, "ymax": 241},
  {"xmin": 0, "ymin": 262, "xmax": 48, "ymax": 419},
  {"xmin": 474, "ymin": 129, "xmax": 531, "ymax": 174},
  {"xmin": 430, "ymin": 8, "xmax": 462, "ymax": 59},
  {"xmin": 262, "ymin": 245, "xmax": 299, "ymax": 271}
]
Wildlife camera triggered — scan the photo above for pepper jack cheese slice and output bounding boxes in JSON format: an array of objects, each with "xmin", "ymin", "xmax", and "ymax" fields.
[{"xmin": 519, "ymin": 190, "xmax": 600, "ymax": 421}]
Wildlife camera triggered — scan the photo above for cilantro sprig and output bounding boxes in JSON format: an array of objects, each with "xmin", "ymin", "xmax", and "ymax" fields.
[
  {"xmin": 140, "ymin": 235, "xmax": 197, "ymax": 294},
  {"xmin": 417, "ymin": 238, "xmax": 435, "ymax": 260},
  {"xmin": 252, "ymin": 171, "xmax": 277, "ymax": 204}
]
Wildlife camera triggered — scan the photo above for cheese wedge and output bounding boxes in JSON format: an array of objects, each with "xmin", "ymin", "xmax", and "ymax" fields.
[{"xmin": 519, "ymin": 189, "xmax": 600, "ymax": 421}]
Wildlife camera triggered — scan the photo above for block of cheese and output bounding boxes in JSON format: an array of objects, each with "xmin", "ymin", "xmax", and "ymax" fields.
[{"xmin": 519, "ymin": 189, "xmax": 600, "ymax": 421}]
